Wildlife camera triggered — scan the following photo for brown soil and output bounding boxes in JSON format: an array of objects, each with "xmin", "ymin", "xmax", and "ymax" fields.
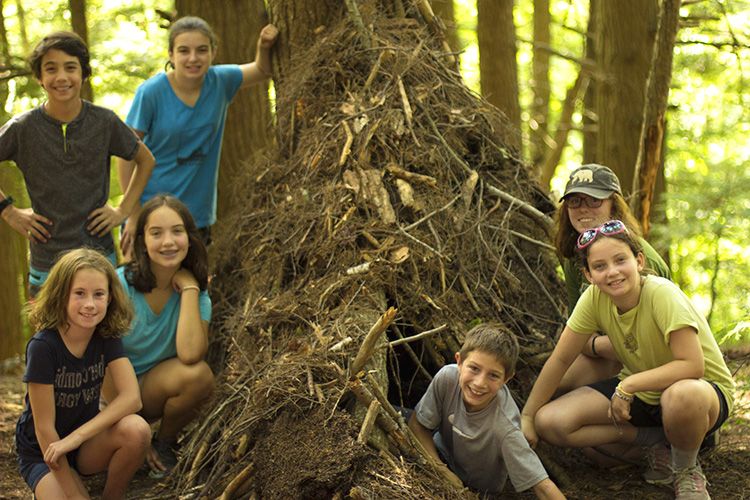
[{"xmin": 2, "ymin": 353, "xmax": 749, "ymax": 500}]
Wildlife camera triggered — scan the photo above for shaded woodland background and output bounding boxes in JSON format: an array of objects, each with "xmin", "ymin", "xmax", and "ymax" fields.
[{"xmin": 1, "ymin": 1, "xmax": 750, "ymax": 498}]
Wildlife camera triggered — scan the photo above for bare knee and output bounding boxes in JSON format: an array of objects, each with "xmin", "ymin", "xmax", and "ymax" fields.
[
  {"xmin": 536, "ymin": 404, "xmax": 569, "ymax": 445},
  {"xmin": 115, "ymin": 414, "xmax": 151, "ymax": 451},
  {"xmin": 181, "ymin": 361, "xmax": 215, "ymax": 399}
]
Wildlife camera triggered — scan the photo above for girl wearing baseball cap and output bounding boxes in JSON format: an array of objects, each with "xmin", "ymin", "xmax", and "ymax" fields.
[{"xmin": 553, "ymin": 164, "xmax": 671, "ymax": 396}]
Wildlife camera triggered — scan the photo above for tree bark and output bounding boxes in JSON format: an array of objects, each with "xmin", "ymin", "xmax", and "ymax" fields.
[
  {"xmin": 266, "ymin": 0, "xmax": 342, "ymax": 156},
  {"xmin": 68, "ymin": 0, "xmax": 94, "ymax": 102},
  {"xmin": 582, "ymin": 0, "xmax": 599, "ymax": 165},
  {"xmin": 430, "ymin": 0, "xmax": 458, "ymax": 56},
  {"xmin": 0, "ymin": 169, "xmax": 25, "ymax": 361},
  {"xmin": 0, "ymin": 4, "xmax": 26, "ymax": 361},
  {"xmin": 477, "ymin": 0, "xmax": 521, "ymax": 155},
  {"xmin": 596, "ymin": 0, "xmax": 658, "ymax": 198},
  {"xmin": 175, "ymin": 0, "xmax": 273, "ymax": 224},
  {"xmin": 631, "ymin": 0, "xmax": 681, "ymax": 234},
  {"xmin": 530, "ymin": 0, "xmax": 550, "ymax": 173}
]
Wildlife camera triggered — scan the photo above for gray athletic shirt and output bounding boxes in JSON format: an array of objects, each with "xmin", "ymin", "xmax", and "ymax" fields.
[
  {"xmin": 0, "ymin": 101, "xmax": 140, "ymax": 271},
  {"xmin": 415, "ymin": 364, "xmax": 548, "ymax": 496}
]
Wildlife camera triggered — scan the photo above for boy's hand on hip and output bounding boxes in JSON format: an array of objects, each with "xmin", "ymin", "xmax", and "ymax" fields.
[
  {"xmin": 87, "ymin": 204, "xmax": 125, "ymax": 237},
  {"xmin": 2, "ymin": 206, "xmax": 52, "ymax": 243}
]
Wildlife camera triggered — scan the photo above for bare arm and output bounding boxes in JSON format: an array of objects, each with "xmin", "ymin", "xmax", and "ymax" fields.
[
  {"xmin": 521, "ymin": 326, "xmax": 589, "ymax": 448},
  {"xmin": 533, "ymin": 478, "xmax": 567, "ymax": 500},
  {"xmin": 611, "ymin": 326, "xmax": 704, "ymax": 422},
  {"xmin": 88, "ymin": 136, "xmax": 154, "ymax": 237},
  {"xmin": 172, "ymin": 269, "xmax": 210, "ymax": 364},
  {"xmin": 43, "ymin": 357, "xmax": 142, "ymax": 467},
  {"xmin": 407, "ymin": 412, "xmax": 463, "ymax": 488},
  {"xmin": 238, "ymin": 24, "xmax": 279, "ymax": 87},
  {"xmin": 28, "ymin": 383, "xmax": 89, "ymax": 499}
]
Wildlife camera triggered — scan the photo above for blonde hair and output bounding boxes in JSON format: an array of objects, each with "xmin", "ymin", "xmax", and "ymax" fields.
[{"xmin": 28, "ymin": 248, "xmax": 133, "ymax": 338}]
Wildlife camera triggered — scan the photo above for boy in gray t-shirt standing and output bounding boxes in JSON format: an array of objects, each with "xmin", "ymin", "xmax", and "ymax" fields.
[
  {"xmin": 0, "ymin": 31, "xmax": 154, "ymax": 296},
  {"xmin": 409, "ymin": 323, "xmax": 566, "ymax": 499}
]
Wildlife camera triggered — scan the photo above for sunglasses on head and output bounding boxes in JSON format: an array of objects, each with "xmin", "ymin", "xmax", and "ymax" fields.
[{"xmin": 577, "ymin": 220, "xmax": 628, "ymax": 249}]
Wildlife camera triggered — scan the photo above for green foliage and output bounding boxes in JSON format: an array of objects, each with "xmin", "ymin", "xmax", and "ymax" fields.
[
  {"xmin": 3, "ymin": 0, "xmax": 167, "ymax": 116},
  {"xmin": 653, "ymin": 0, "xmax": 750, "ymax": 343}
]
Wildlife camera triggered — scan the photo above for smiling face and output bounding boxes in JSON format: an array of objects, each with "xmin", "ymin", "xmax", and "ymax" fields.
[
  {"xmin": 567, "ymin": 194, "xmax": 614, "ymax": 234},
  {"xmin": 37, "ymin": 48, "xmax": 84, "ymax": 104},
  {"xmin": 583, "ymin": 236, "xmax": 645, "ymax": 311},
  {"xmin": 169, "ymin": 30, "xmax": 215, "ymax": 81},
  {"xmin": 143, "ymin": 205, "xmax": 189, "ymax": 272},
  {"xmin": 455, "ymin": 350, "xmax": 512, "ymax": 413},
  {"xmin": 65, "ymin": 268, "xmax": 109, "ymax": 336}
]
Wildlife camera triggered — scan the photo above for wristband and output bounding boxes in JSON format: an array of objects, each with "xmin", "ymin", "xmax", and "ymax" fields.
[
  {"xmin": 614, "ymin": 383, "xmax": 634, "ymax": 403},
  {"xmin": 590, "ymin": 335, "xmax": 599, "ymax": 358},
  {"xmin": 181, "ymin": 285, "xmax": 200, "ymax": 293},
  {"xmin": 0, "ymin": 195, "xmax": 15, "ymax": 215}
]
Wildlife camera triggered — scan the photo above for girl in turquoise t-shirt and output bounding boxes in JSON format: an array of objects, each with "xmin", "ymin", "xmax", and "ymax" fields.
[
  {"xmin": 117, "ymin": 16, "xmax": 278, "ymax": 257},
  {"xmin": 104, "ymin": 196, "xmax": 213, "ymax": 478},
  {"xmin": 522, "ymin": 220, "xmax": 733, "ymax": 500}
]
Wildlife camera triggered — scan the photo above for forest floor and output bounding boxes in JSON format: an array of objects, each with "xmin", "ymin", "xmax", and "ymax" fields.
[{"xmin": 1, "ymin": 351, "xmax": 748, "ymax": 500}]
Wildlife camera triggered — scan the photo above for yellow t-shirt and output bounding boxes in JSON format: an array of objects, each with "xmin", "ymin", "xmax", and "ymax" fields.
[{"xmin": 568, "ymin": 275, "xmax": 734, "ymax": 411}]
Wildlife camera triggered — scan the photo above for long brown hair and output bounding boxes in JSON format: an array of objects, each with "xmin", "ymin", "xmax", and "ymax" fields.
[
  {"xmin": 123, "ymin": 195, "xmax": 208, "ymax": 293},
  {"xmin": 554, "ymin": 193, "xmax": 643, "ymax": 261},
  {"xmin": 28, "ymin": 248, "xmax": 132, "ymax": 338}
]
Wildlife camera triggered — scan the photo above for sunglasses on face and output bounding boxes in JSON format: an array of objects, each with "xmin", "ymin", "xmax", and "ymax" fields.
[
  {"xmin": 567, "ymin": 195, "xmax": 604, "ymax": 209},
  {"xmin": 577, "ymin": 220, "xmax": 628, "ymax": 249}
]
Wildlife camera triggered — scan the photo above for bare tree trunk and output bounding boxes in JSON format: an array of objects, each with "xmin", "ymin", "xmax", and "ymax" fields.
[
  {"xmin": 632, "ymin": 0, "xmax": 681, "ymax": 234},
  {"xmin": 175, "ymin": 0, "xmax": 273, "ymax": 224},
  {"xmin": 68, "ymin": 0, "xmax": 94, "ymax": 102},
  {"xmin": 477, "ymin": 0, "xmax": 521, "ymax": 155},
  {"xmin": 596, "ymin": 0, "xmax": 658, "ymax": 198},
  {"xmin": 267, "ymin": 0, "xmax": 342, "ymax": 156},
  {"xmin": 582, "ymin": 0, "xmax": 598, "ymax": 164},
  {"xmin": 530, "ymin": 0, "xmax": 550, "ymax": 174},
  {"xmin": 0, "ymin": 0, "xmax": 26, "ymax": 360},
  {"xmin": 14, "ymin": 0, "xmax": 30, "ymax": 55},
  {"xmin": 431, "ymin": 0, "xmax": 458, "ymax": 55}
]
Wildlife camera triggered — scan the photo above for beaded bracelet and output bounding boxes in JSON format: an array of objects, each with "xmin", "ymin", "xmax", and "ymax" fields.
[{"xmin": 614, "ymin": 383, "xmax": 634, "ymax": 403}]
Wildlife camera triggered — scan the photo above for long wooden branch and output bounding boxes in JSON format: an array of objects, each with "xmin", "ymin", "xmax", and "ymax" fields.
[
  {"xmin": 349, "ymin": 307, "xmax": 398, "ymax": 379},
  {"xmin": 485, "ymin": 183, "xmax": 554, "ymax": 237}
]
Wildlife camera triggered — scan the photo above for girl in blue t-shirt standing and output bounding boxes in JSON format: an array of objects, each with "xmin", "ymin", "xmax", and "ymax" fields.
[
  {"xmin": 16, "ymin": 248, "xmax": 150, "ymax": 500},
  {"xmin": 105, "ymin": 196, "xmax": 213, "ymax": 478},
  {"xmin": 117, "ymin": 16, "xmax": 279, "ymax": 256}
]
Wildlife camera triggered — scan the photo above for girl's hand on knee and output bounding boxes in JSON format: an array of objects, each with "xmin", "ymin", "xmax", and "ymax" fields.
[
  {"xmin": 521, "ymin": 414, "xmax": 540, "ymax": 448},
  {"xmin": 43, "ymin": 436, "xmax": 79, "ymax": 470}
]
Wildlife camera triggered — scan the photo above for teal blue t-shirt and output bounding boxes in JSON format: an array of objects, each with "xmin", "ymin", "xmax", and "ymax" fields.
[
  {"xmin": 126, "ymin": 65, "xmax": 243, "ymax": 228},
  {"xmin": 117, "ymin": 266, "xmax": 212, "ymax": 375}
]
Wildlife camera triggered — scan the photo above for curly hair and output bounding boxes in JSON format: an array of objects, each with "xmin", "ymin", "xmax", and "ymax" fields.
[
  {"xmin": 28, "ymin": 248, "xmax": 132, "ymax": 338},
  {"xmin": 459, "ymin": 322, "xmax": 519, "ymax": 376},
  {"xmin": 28, "ymin": 31, "xmax": 92, "ymax": 80},
  {"xmin": 123, "ymin": 195, "xmax": 208, "ymax": 293},
  {"xmin": 554, "ymin": 192, "xmax": 644, "ymax": 261}
]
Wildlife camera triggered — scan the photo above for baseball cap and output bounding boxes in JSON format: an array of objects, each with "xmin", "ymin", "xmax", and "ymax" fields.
[{"xmin": 560, "ymin": 164, "xmax": 623, "ymax": 201}]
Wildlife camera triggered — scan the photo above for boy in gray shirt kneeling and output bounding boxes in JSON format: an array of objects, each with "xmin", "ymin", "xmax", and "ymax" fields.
[{"xmin": 409, "ymin": 323, "xmax": 566, "ymax": 499}]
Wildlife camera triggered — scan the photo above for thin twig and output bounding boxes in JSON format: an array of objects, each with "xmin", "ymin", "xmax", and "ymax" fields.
[{"xmin": 386, "ymin": 324, "xmax": 448, "ymax": 348}]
